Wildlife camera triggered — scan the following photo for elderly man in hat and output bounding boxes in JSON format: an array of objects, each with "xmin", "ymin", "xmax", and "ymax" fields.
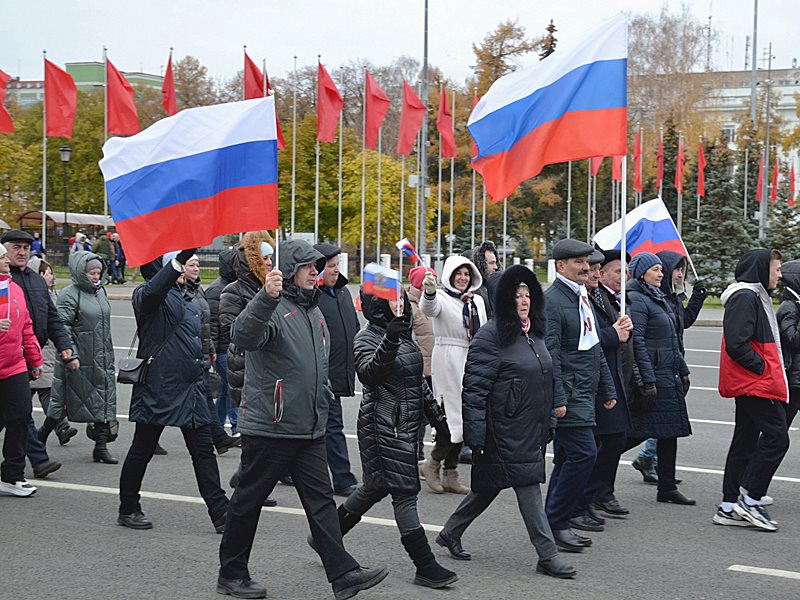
[
  {"xmin": 543, "ymin": 239, "xmax": 616, "ymax": 554},
  {"xmin": 313, "ymin": 242, "xmax": 360, "ymax": 496},
  {"xmin": 1, "ymin": 230, "xmax": 72, "ymax": 479}
]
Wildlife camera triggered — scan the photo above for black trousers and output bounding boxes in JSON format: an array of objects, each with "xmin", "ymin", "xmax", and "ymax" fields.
[
  {"xmin": 581, "ymin": 431, "xmax": 627, "ymax": 507},
  {"xmin": 118, "ymin": 422, "xmax": 228, "ymax": 520},
  {"xmin": 0, "ymin": 373, "xmax": 32, "ymax": 484},
  {"xmin": 722, "ymin": 395, "xmax": 790, "ymax": 503},
  {"xmin": 655, "ymin": 438, "xmax": 678, "ymax": 492},
  {"xmin": 219, "ymin": 436, "xmax": 359, "ymax": 583}
]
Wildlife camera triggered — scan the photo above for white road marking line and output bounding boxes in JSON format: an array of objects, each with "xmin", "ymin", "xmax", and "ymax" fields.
[
  {"xmin": 686, "ymin": 348, "xmax": 720, "ymax": 354},
  {"xmin": 687, "ymin": 364, "xmax": 719, "ymax": 369},
  {"xmin": 727, "ymin": 565, "xmax": 800, "ymax": 580},
  {"xmin": 111, "ymin": 315, "xmax": 135, "ymax": 319},
  {"xmin": 29, "ymin": 480, "xmax": 442, "ymax": 533},
  {"xmin": 690, "ymin": 386, "xmax": 718, "ymax": 392}
]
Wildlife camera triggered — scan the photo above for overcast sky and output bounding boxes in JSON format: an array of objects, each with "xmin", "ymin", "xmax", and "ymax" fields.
[{"xmin": 2, "ymin": 0, "xmax": 796, "ymax": 85}]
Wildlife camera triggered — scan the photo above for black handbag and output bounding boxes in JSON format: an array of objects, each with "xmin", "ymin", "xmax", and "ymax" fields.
[{"xmin": 117, "ymin": 312, "xmax": 185, "ymax": 384}]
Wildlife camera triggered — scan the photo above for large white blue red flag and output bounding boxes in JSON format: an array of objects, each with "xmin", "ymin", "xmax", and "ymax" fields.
[
  {"xmin": 593, "ymin": 198, "xmax": 687, "ymax": 257},
  {"xmin": 468, "ymin": 13, "xmax": 628, "ymax": 201},
  {"xmin": 99, "ymin": 98, "xmax": 279, "ymax": 266}
]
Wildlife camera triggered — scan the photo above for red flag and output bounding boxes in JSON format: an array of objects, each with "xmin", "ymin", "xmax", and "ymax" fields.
[
  {"xmin": 771, "ymin": 156, "xmax": 779, "ymax": 202},
  {"xmin": 161, "ymin": 53, "xmax": 177, "ymax": 116},
  {"xmin": 364, "ymin": 71, "xmax": 389, "ymax": 150},
  {"xmin": 243, "ymin": 52, "xmax": 264, "ymax": 100},
  {"xmin": 44, "ymin": 59, "xmax": 77, "ymax": 138},
  {"xmin": 756, "ymin": 152, "xmax": 764, "ymax": 203},
  {"xmin": 0, "ymin": 69, "xmax": 14, "ymax": 133},
  {"xmin": 674, "ymin": 137, "xmax": 685, "ymax": 193},
  {"xmin": 317, "ymin": 62, "xmax": 343, "ymax": 144},
  {"xmin": 656, "ymin": 133, "xmax": 664, "ymax": 192},
  {"xmin": 590, "ymin": 156, "xmax": 603, "ymax": 177},
  {"xmin": 612, "ymin": 155, "xmax": 622, "ymax": 182},
  {"xmin": 697, "ymin": 143, "xmax": 707, "ymax": 198},
  {"xmin": 396, "ymin": 81, "xmax": 425, "ymax": 156},
  {"xmin": 633, "ymin": 129, "xmax": 642, "ymax": 193},
  {"xmin": 470, "ymin": 95, "xmax": 479, "ymax": 158},
  {"xmin": 106, "ymin": 59, "xmax": 140, "ymax": 135},
  {"xmin": 790, "ymin": 164, "xmax": 796, "ymax": 208},
  {"xmin": 436, "ymin": 86, "xmax": 456, "ymax": 158}
]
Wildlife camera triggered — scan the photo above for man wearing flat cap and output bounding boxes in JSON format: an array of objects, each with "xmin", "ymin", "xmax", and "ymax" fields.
[
  {"xmin": 543, "ymin": 239, "xmax": 616, "ymax": 554},
  {"xmin": 1, "ymin": 230, "xmax": 72, "ymax": 479}
]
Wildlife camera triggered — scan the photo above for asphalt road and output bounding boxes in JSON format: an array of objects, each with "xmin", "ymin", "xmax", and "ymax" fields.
[{"xmin": 2, "ymin": 301, "xmax": 799, "ymax": 600}]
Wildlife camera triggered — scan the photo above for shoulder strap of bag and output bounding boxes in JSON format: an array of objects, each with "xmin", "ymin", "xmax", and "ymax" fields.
[{"xmin": 132, "ymin": 306, "xmax": 187, "ymax": 363}]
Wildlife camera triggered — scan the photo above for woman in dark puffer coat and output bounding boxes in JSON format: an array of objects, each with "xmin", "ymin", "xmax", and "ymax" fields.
[
  {"xmin": 627, "ymin": 252, "xmax": 694, "ymax": 506},
  {"xmin": 320, "ymin": 289, "xmax": 457, "ymax": 589},
  {"xmin": 434, "ymin": 265, "xmax": 575, "ymax": 580}
]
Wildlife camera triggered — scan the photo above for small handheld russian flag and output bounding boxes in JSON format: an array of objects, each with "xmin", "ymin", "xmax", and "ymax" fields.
[
  {"xmin": 395, "ymin": 238, "xmax": 421, "ymax": 264},
  {"xmin": 0, "ymin": 274, "xmax": 11, "ymax": 316},
  {"xmin": 363, "ymin": 263, "xmax": 401, "ymax": 301}
]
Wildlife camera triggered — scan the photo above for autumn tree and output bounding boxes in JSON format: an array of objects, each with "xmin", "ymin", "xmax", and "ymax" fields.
[{"xmin": 471, "ymin": 20, "xmax": 543, "ymax": 96}]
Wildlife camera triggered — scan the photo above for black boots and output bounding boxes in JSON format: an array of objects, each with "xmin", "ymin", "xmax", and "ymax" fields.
[
  {"xmin": 401, "ymin": 527, "xmax": 458, "ymax": 588},
  {"xmin": 307, "ymin": 505, "xmax": 361, "ymax": 553},
  {"xmin": 632, "ymin": 457, "xmax": 658, "ymax": 484},
  {"xmin": 92, "ymin": 422, "xmax": 118, "ymax": 464},
  {"xmin": 37, "ymin": 417, "xmax": 77, "ymax": 446}
]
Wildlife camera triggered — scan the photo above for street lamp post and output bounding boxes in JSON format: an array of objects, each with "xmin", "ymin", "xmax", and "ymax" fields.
[{"xmin": 60, "ymin": 145, "xmax": 71, "ymax": 239}]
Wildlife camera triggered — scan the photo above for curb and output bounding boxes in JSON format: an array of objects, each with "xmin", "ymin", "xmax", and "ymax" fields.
[{"xmin": 694, "ymin": 319, "xmax": 722, "ymax": 327}]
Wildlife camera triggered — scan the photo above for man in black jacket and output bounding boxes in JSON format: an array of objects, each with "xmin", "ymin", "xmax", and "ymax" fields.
[
  {"xmin": 543, "ymin": 239, "xmax": 616, "ymax": 554},
  {"xmin": 2, "ymin": 230, "xmax": 71, "ymax": 478},
  {"xmin": 314, "ymin": 243, "xmax": 359, "ymax": 496}
]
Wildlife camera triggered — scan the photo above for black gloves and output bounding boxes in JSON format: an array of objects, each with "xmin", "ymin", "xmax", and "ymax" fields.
[
  {"xmin": 433, "ymin": 420, "xmax": 451, "ymax": 445},
  {"xmin": 693, "ymin": 280, "xmax": 706, "ymax": 298},
  {"xmin": 175, "ymin": 248, "xmax": 198, "ymax": 265},
  {"xmin": 385, "ymin": 316, "xmax": 411, "ymax": 342},
  {"xmin": 681, "ymin": 375, "xmax": 691, "ymax": 395},
  {"xmin": 641, "ymin": 383, "xmax": 657, "ymax": 412}
]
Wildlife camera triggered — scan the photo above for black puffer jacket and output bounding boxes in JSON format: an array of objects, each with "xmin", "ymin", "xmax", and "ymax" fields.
[
  {"xmin": 628, "ymin": 278, "xmax": 691, "ymax": 439},
  {"xmin": 354, "ymin": 292, "xmax": 446, "ymax": 494},
  {"xmin": 777, "ymin": 260, "xmax": 800, "ymax": 389},
  {"xmin": 657, "ymin": 250, "xmax": 706, "ymax": 354},
  {"xmin": 130, "ymin": 257, "xmax": 210, "ymax": 428},
  {"xmin": 219, "ymin": 249, "xmax": 262, "ymax": 406},
  {"xmin": 463, "ymin": 266, "xmax": 552, "ymax": 493},
  {"xmin": 184, "ymin": 278, "xmax": 215, "ymax": 370},
  {"xmin": 205, "ymin": 249, "xmax": 237, "ymax": 353}
]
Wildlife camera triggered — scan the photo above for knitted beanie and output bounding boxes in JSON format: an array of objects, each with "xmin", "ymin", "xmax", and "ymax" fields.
[{"xmin": 629, "ymin": 252, "xmax": 662, "ymax": 280}]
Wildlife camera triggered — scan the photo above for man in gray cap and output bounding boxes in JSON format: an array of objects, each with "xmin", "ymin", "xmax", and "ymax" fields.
[
  {"xmin": 1, "ymin": 230, "xmax": 72, "ymax": 479},
  {"xmin": 543, "ymin": 239, "xmax": 616, "ymax": 554}
]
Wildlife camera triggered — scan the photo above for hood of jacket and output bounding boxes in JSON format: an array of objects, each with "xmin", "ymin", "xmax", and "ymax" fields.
[
  {"xmin": 361, "ymin": 290, "xmax": 411, "ymax": 330},
  {"xmin": 217, "ymin": 248, "xmax": 238, "ymax": 284},
  {"xmin": 442, "ymin": 255, "xmax": 483, "ymax": 294},
  {"xmin": 69, "ymin": 250, "xmax": 104, "ymax": 292},
  {"xmin": 494, "ymin": 265, "xmax": 545, "ymax": 347},
  {"xmin": 279, "ymin": 240, "xmax": 326, "ymax": 282},
  {"xmin": 238, "ymin": 230, "xmax": 275, "ymax": 285},
  {"xmin": 780, "ymin": 259, "xmax": 800, "ymax": 302},
  {"xmin": 466, "ymin": 240, "xmax": 498, "ymax": 280},
  {"xmin": 656, "ymin": 250, "xmax": 687, "ymax": 296},
  {"xmin": 734, "ymin": 248, "xmax": 772, "ymax": 290}
]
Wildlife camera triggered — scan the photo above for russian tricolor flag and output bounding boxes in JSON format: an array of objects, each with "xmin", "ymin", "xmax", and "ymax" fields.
[
  {"xmin": 99, "ymin": 98, "xmax": 279, "ymax": 266},
  {"xmin": 395, "ymin": 238, "xmax": 421, "ymax": 264},
  {"xmin": 468, "ymin": 14, "xmax": 628, "ymax": 201},
  {"xmin": 0, "ymin": 274, "xmax": 10, "ymax": 312},
  {"xmin": 593, "ymin": 198, "xmax": 688, "ymax": 257},
  {"xmin": 363, "ymin": 263, "xmax": 401, "ymax": 302}
]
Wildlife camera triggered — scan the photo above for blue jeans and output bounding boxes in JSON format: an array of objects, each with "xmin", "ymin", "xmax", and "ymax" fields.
[
  {"xmin": 26, "ymin": 417, "xmax": 49, "ymax": 466},
  {"xmin": 638, "ymin": 438, "xmax": 658, "ymax": 461},
  {"xmin": 545, "ymin": 427, "xmax": 597, "ymax": 531},
  {"xmin": 214, "ymin": 354, "xmax": 238, "ymax": 432},
  {"xmin": 325, "ymin": 396, "xmax": 357, "ymax": 491}
]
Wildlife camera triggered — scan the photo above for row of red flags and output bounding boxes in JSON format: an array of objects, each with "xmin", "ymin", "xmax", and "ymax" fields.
[{"xmin": 0, "ymin": 57, "xmax": 139, "ymax": 138}]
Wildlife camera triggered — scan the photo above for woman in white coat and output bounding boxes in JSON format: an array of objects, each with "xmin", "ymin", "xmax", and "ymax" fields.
[{"xmin": 419, "ymin": 256, "xmax": 487, "ymax": 494}]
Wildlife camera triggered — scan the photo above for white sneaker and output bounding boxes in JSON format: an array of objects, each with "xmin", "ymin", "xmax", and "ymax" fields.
[
  {"xmin": 758, "ymin": 495, "xmax": 774, "ymax": 506},
  {"xmin": 734, "ymin": 495, "xmax": 777, "ymax": 531},
  {"xmin": 0, "ymin": 480, "xmax": 37, "ymax": 497},
  {"xmin": 712, "ymin": 507, "xmax": 752, "ymax": 527}
]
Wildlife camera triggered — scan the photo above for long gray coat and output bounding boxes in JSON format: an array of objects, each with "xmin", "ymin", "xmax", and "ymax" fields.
[{"xmin": 49, "ymin": 252, "xmax": 117, "ymax": 423}]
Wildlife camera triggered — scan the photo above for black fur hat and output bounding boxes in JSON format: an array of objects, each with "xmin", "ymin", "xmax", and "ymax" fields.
[{"xmin": 493, "ymin": 265, "xmax": 545, "ymax": 347}]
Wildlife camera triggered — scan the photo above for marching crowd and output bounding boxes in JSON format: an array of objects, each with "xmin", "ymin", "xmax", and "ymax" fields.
[{"xmin": 0, "ymin": 227, "xmax": 798, "ymax": 599}]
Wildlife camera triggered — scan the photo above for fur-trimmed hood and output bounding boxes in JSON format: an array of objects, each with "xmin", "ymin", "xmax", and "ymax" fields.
[
  {"xmin": 465, "ymin": 240, "xmax": 498, "ymax": 280},
  {"xmin": 494, "ymin": 265, "xmax": 545, "ymax": 347},
  {"xmin": 235, "ymin": 230, "xmax": 275, "ymax": 285}
]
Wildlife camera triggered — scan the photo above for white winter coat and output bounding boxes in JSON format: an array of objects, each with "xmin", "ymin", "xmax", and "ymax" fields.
[{"xmin": 420, "ymin": 255, "xmax": 487, "ymax": 443}]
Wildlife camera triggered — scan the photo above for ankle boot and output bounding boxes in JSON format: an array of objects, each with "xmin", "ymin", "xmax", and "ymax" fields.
[
  {"xmin": 420, "ymin": 457, "xmax": 444, "ymax": 493},
  {"xmin": 401, "ymin": 527, "xmax": 458, "ymax": 588},
  {"xmin": 308, "ymin": 505, "xmax": 361, "ymax": 552},
  {"xmin": 92, "ymin": 423, "xmax": 119, "ymax": 464},
  {"xmin": 55, "ymin": 418, "xmax": 78, "ymax": 445},
  {"xmin": 441, "ymin": 468, "xmax": 469, "ymax": 494}
]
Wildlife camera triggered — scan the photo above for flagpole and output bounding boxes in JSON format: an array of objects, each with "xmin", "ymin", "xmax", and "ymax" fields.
[
  {"xmin": 41, "ymin": 50, "xmax": 47, "ymax": 250},
  {"xmin": 620, "ymin": 156, "xmax": 627, "ymax": 315},
  {"xmin": 470, "ymin": 164, "xmax": 477, "ymax": 248},
  {"xmin": 448, "ymin": 88, "xmax": 455, "ymax": 257},
  {"xmin": 291, "ymin": 55, "xmax": 297, "ymax": 236},
  {"xmin": 360, "ymin": 67, "xmax": 367, "ymax": 279},
  {"xmin": 658, "ymin": 126, "xmax": 664, "ymax": 199},
  {"xmin": 743, "ymin": 147, "xmax": 749, "ymax": 219},
  {"xmin": 419, "ymin": 0, "xmax": 429, "ymax": 256},
  {"xmin": 481, "ymin": 180, "xmax": 487, "ymax": 242},
  {"xmin": 638, "ymin": 126, "xmax": 644, "ymax": 206},
  {"xmin": 697, "ymin": 136, "xmax": 701, "ymax": 234},
  {"xmin": 586, "ymin": 160, "xmax": 591, "ymax": 243},
  {"xmin": 337, "ymin": 95, "xmax": 343, "ymax": 248},
  {"xmin": 566, "ymin": 161, "xmax": 572, "ymax": 238},
  {"xmin": 677, "ymin": 132, "xmax": 683, "ymax": 235},
  {"xmin": 103, "ymin": 46, "xmax": 108, "ymax": 224},
  {"xmin": 502, "ymin": 198, "xmax": 508, "ymax": 269},
  {"xmin": 592, "ymin": 173, "xmax": 597, "ymax": 238},
  {"xmin": 314, "ymin": 56, "xmax": 321, "ymax": 244},
  {"xmin": 400, "ymin": 157, "xmax": 405, "ymax": 286},
  {"xmin": 437, "ymin": 128, "xmax": 442, "ymax": 263},
  {"xmin": 377, "ymin": 128, "xmax": 383, "ymax": 260}
]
